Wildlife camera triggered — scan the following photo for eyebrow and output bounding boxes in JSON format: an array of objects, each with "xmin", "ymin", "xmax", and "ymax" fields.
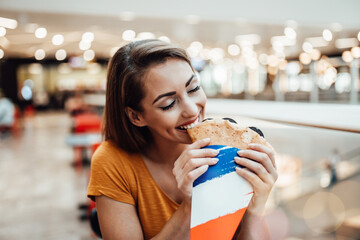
[{"xmin": 152, "ymin": 74, "xmax": 196, "ymax": 104}]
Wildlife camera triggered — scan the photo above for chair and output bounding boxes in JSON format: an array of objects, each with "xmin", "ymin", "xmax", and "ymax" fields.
[{"xmin": 90, "ymin": 208, "xmax": 102, "ymax": 238}]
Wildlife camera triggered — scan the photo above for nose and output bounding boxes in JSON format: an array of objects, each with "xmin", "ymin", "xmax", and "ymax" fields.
[{"xmin": 181, "ymin": 96, "xmax": 198, "ymax": 118}]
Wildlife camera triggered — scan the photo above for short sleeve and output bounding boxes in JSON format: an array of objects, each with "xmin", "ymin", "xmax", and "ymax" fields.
[{"xmin": 87, "ymin": 142, "xmax": 136, "ymax": 205}]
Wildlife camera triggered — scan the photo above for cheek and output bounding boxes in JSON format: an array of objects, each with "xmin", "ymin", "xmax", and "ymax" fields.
[{"xmin": 198, "ymin": 90, "xmax": 207, "ymax": 106}]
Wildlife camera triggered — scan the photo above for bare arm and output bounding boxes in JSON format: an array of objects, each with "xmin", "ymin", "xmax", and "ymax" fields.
[
  {"xmin": 96, "ymin": 195, "xmax": 192, "ymax": 240},
  {"xmin": 96, "ymin": 138, "xmax": 218, "ymax": 240}
]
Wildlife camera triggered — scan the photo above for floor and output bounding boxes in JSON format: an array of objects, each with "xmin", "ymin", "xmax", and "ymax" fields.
[
  {"xmin": 0, "ymin": 112, "xmax": 97, "ymax": 240},
  {"xmin": 0, "ymin": 111, "xmax": 359, "ymax": 240}
]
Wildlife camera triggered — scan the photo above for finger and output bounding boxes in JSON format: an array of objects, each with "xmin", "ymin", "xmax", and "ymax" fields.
[
  {"xmin": 181, "ymin": 158, "xmax": 218, "ymax": 179},
  {"xmin": 234, "ymin": 157, "xmax": 275, "ymax": 183},
  {"xmin": 237, "ymin": 150, "xmax": 276, "ymax": 176},
  {"xmin": 248, "ymin": 143, "xmax": 276, "ymax": 169},
  {"xmin": 235, "ymin": 167, "xmax": 263, "ymax": 189},
  {"xmin": 183, "ymin": 165, "xmax": 209, "ymax": 187},
  {"xmin": 188, "ymin": 137, "xmax": 212, "ymax": 150},
  {"xmin": 174, "ymin": 138, "xmax": 213, "ymax": 170},
  {"xmin": 175, "ymin": 146, "xmax": 218, "ymax": 171}
]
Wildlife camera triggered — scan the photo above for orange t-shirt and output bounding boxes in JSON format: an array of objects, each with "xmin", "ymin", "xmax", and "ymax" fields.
[{"xmin": 87, "ymin": 141, "xmax": 179, "ymax": 239}]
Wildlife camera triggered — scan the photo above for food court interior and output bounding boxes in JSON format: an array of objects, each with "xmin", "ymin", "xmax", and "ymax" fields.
[{"xmin": 0, "ymin": 1, "xmax": 360, "ymax": 239}]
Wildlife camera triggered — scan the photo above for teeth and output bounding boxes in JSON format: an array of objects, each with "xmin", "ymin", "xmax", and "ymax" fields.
[{"xmin": 179, "ymin": 117, "xmax": 200, "ymax": 130}]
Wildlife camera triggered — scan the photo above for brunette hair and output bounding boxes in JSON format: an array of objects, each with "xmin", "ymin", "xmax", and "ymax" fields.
[{"xmin": 104, "ymin": 39, "xmax": 192, "ymax": 153}]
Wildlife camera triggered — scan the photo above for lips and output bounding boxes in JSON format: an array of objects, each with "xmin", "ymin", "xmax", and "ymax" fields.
[{"xmin": 176, "ymin": 115, "xmax": 201, "ymax": 130}]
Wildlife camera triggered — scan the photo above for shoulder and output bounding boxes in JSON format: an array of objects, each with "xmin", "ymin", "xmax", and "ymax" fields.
[
  {"xmin": 91, "ymin": 140, "xmax": 143, "ymax": 177},
  {"xmin": 92, "ymin": 141, "xmax": 137, "ymax": 165}
]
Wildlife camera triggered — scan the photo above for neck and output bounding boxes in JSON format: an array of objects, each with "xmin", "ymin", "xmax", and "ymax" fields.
[{"xmin": 144, "ymin": 136, "xmax": 187, "ymax": 168}]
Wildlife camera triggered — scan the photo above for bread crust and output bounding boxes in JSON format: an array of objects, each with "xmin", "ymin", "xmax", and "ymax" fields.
[{"xmin": 187, "ymin": 118, "xmax": 273, "ymax": 150}]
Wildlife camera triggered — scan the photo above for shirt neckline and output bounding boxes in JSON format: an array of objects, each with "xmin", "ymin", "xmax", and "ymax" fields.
[{"xmin": 138, "ymin": 154, "xmax": 180, "ymax": 207}]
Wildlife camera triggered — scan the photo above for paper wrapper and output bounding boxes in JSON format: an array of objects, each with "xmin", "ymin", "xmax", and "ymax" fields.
[{"xmin": 190, "ymin": 145, "xmax": 253, "ymax": 240}]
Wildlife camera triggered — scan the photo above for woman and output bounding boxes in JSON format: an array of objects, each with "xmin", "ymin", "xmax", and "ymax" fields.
[{"xmin": 87, "ymin": 39, "xmax": 278, "ymax": 239}]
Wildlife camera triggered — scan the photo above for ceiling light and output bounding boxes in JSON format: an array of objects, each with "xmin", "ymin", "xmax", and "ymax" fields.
[
  {"xmin": 351, "ymin": 47, "xmax": 360, "ymax": 58},
  {"xmin": 35, "ymin": 27, "xmax": 47, "ymax": 39},
  {"xmin": 335, "ymin": 38, "xmax": 358, "ymax": 49},
  {"xmin": 259, "ymin": 53, "xmax": 268, "ymax": 65},
  {"xmin": 302, "ymin": 42, "xmax": 313, "ymax": 53},
  {"xmin": 79, "ymin": 41, "xmax": 91, "ymax": 50},
  {"xmin": 158, "ymin": 36, "xmax": 171, "ymax": 43},
  {"xmin": 0, "ymin": 27, "xmax": 6, "ymax": 37},
  {"xmin": 228, "ymin": 44, "xmax": 240, "ymax": 56},
  {"xmin": 299, "ymin": 52, "xmax": 312, "ymax": 65},
  {"xmin": 0, "ymin": 37, "xmax": 9, "ymax": 48},
  {"xmin": 82, "ymin": 32, "xmax": 94, "ymax": 42},
  {"xmin": 84, "ymin": 49, "xmax": 95, "ymax": 61},
  {"xmin": 322, "ymin": 29, "xmax": 333, "ymax": 41},
  {"xmin": 310, "ymin": 49, "xmax": 321, "ymax": 61},
  {"xmin": 271, "ymin": 35, "xmax": 296, "ymax": 46},
  {"xmin": 342, "ymin": 51, "xmax": 353, "ymax": 63},
  {"xmin": 305, "ymin": 37, "xmax": 328, "ymax": 48},
  {"xmin": 137, "ymin": 32, "xmax": 155, "ymax": 40},
  {"xmin": 284, "ymin": 27, "xmax": 296, "ymax": 40},
  {"xmin": 267, "ymin": 55, "xmax": 279, "ymax": 67},
  {"xmin": 0, "ymin": 49, "xmax": 4, "ymax": 59},
  {"xmin": 0, "ymin": 17, "xmax": 18, "ymax": 29},
  {"xmin": 55, "ymin": 49, "xmax": 67, "ymax": 61},
  {"xmin": 52, "ymin": 34, "xmax": 64, "ymax": 46},
  {"xmin": 34, "ymin": 49, "xmax": 46, "ymax": 60},
  {"xmin": 235, "ymin": 34, "xmax": 261, "ymax": 46},
  {"xmin": 122, "ymin": 30, "xmax": 135, "ymax": 41}
]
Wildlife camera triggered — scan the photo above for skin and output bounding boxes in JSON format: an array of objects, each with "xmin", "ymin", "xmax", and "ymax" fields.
[{"xmin": 96, "ymin": 59, "xmax": 278, "ymax": 240}]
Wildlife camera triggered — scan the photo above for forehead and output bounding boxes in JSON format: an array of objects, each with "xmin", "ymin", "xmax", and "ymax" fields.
[{"xmin": 143, "ymin": 59, "xmax": 194, "ymax": 95}]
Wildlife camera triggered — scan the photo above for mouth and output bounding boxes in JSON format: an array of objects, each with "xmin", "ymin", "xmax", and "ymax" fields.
[{"xmin": 176, "ymin": 115, "xmax": 201, "ymax": 131}]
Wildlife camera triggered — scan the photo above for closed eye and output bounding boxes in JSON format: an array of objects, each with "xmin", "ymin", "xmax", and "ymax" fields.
[
  {"xmin": 160, "ymin": 100, "xmax": 175, "ymax": 111},
  {"xmin": 188, "ymin": 85, "xmax": 200, "ymax": 94}
]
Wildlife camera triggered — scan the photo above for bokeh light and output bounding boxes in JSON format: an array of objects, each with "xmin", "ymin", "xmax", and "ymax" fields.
[
  {"xmin": 122, "ymin": 29, "xmax": 136, "ymax": 41},
  {"xmin": 55, "ymin": 49, "xmax": 67, "ymax": 61},
  {"xmin": 342, "ymin": 51, "xmax": 353, "ymax": 63},
  {"xmin": 34, "ymin": 49, "xmax": 46, "ymax": 60},
  {"xmin": 303, "ymin": 192, "xmax": 345, "ymax": 233},
  {"xmin": 322, "ymin": 29, "xmax": 333, "ymax": 41},
  {"xmin": 52, "ymin": 34, "xmax": 64, "ymax": 45},
  {"xmin": 0, "ymin": 26, "xmax": 6, "ymax": 37},
  {"xmin": 35, "ymin": 27, "xmax": 47, "ymax": 38},
  {"xmin": 21, "ymin": 85, "xmax": 33, "ymax": 100},
  {"xmin": 83, "ymin": 49, "xmax": 95, "ymax": 61}
]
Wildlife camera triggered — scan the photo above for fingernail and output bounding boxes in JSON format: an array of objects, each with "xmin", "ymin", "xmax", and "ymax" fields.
[
  {"xmin": 204, "ymin": 138, "xmax": 211, "ymax": 142},
  {"xmin": 237, "ymin": 151, "xmax": 243, "ymax": 155},
  {"xmin": 212, "ymin": 158, "xmax": 219, "ymax": 163},
  {"xmin": 211, "ymin": 149, "xmax": 219, "ymax": 155},
  {"xmin": 248, "ymin": 143, "xmax": 255, "ymax": 148},
  {"xmin": 234, "ymin": 157, "xmax": 241, "ymax": 162}
]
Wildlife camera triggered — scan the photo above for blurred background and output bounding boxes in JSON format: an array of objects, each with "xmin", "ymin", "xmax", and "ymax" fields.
[{"xmin": 0, "ymin": 0, "xmax": 359, "ymax": 239}]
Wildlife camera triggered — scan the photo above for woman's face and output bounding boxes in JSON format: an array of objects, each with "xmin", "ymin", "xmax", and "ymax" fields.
[{"xmin": 138, "ymin": 58, "xmax": 207, "ymax": 144}]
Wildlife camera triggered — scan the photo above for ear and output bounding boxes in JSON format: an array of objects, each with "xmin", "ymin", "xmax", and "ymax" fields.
[{"xmin": 125, "ymin": 107, "xmax": 147, "ymax": 127}]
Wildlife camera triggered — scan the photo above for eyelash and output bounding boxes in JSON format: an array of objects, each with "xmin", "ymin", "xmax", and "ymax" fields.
[
  {"xmin": 160, "ymin": 85, "xmax": 201, "ymax": 111},
  {"xmin": 188, "ymin": 85, "xmax": 200, "ymax": 93}
]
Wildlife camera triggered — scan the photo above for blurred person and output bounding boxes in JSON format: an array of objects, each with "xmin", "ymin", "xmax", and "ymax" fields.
[
  {"xmin": 0, "ymin": 88, "xmax": 15, "ymax": 137},
  {"xmin": 65, "ymin": 91, "xmax": 87, "ymax": 116},
  {"xmin": 87, "ymin": 40, "xmax": 278, "ymax": 240}
]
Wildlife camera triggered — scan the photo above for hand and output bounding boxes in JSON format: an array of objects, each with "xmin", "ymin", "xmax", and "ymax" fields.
[
  {"xmin": 234, "ymin": 143, "xmax": 278, "ymax": 215},
  {"xmin": 173, "ymin": 138, "xmax": 219, "ymax": 201}
]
